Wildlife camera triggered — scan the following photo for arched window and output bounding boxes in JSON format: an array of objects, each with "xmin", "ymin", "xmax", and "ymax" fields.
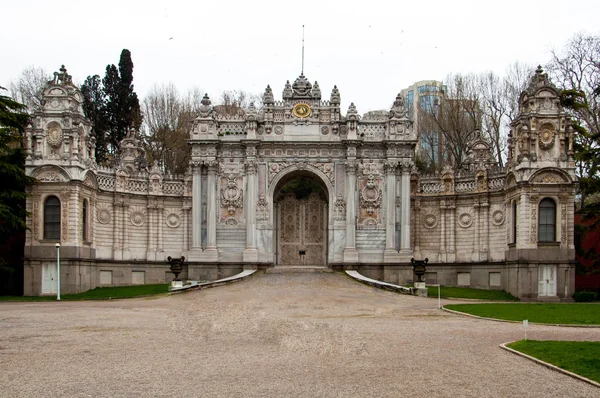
[
  {"xmin": 44, "ymin": 196, "xmax": 61, "ymax": 241},
  {"xmin": 538, "ymin": 198, "xmax": 556, "ymax": 242},
  {"xmin": 82, "ymin": 199, "xmax": 88, "ymax": 242}
]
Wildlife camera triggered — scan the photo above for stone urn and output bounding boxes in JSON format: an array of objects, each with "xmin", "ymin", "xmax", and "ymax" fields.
[
  {"xmin": 411, "ymin": 258, "xmax": 429, "ymax": 288},
  {"xmin": 167, "ymin": 256, "xmax": 186, "ymax": 285}
]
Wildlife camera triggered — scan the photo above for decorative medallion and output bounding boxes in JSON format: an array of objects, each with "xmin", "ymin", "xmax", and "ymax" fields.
[
  {"xmin": 423, "ymin": 213, "xmax": 438, "ymax": 229},
  {"xmin": 274, "ymin": 125, "xmax": 283, "ymax": 135},
  {"xmin": 47, "ymin": 125, "xmax": 62, "ymax": 148},
  {"xmin": 97, "ymin": 208, "xmax": 111, "ymax": 224},
  {"xmin": 321, "ymin": 126, "xmax": 329, "ymax": 135},
  {"xmin": 130, "ymin": 209, "xmax": 146, "ymax": 227},
  {"xmin": 257, "ymin": 126, "xmax": 264, "ymax": 135},
  {"xmin": 166, "ymin": 212, "xmax": 181, "ymax": 228},
  {"xmin": 292, "ymin": 103, "xmax": 311, "ymax": 118},
  {"xmin": 458, "ymin": 212, "xmax": 473, "ymax": 228},
  {"xmin": 539, "ymin": 126, "xmax": 555, "ymax": 150},
  {"xmin": 491, "ymin": 210, "xmax": 505, "ymax": 226}
]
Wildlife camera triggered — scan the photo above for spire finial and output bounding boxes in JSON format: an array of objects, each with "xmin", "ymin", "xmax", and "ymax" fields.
[{"xmin": 301, "ymin": 25, "xmax": 305, "ymax": 75}]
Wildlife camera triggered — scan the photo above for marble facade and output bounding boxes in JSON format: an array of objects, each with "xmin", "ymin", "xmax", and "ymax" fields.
[{"xmin": 23, "ymin": 66, "xmax": 577, "ymax": 300}]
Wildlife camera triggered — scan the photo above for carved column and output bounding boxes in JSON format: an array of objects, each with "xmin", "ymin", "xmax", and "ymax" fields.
[
  {"xmin": 344, "ymin": 158, "xmax": 358, "ymax": 262},
  {"xmin": 448, "ymin": 201, "xmax": 456, "ymax": 262},
  {"xmin": 206, "ymin": 161, "xmax": 218, "ymax": 251},
  {"xmin": 481, "ymin": 201, "xmax": 489, "ymax": 261},
  {"xmin": 182, "ymin": 205, "xmax": 191, "ymax": 252},
  {"xmin": 157, "ymin": 202, "xmax": 164, "ymax": 257},
  {"xmin": 473, "ymin": 201, "xmax": 480, "ymax": 262},
  {"xmin": 400, "ymin": 164, "xmax": 412, "ymax": 253},
  {"xmin": 191, "ymin": 164, "xmax": 203, "ymax": 249},
  {"xmin": 384, "ymin": 161, "xmax": 397, "ymax": 254},
  {"xmin": 244, "ymin": 158, "xmax": 258, "ymax": 262},
  {"xmin": 122, "ymin": 201, "xmax": 129, "ymax": 259},
  {"xmin": 439, "ymin": 201, "xmax": 446, "ymax": 263}
]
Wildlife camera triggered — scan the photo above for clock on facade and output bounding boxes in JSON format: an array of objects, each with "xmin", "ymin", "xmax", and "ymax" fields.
[{"xmin": 292, "ymin": 103, "xmax": 311, "ymax": 118}]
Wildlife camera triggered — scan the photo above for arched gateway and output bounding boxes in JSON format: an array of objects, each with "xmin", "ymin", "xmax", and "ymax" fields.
[
  {"xmin": 24, "ymin": 66, "xmax": 578, "ymax": 300},
  {"xmin": 273, "ymin": 171, "xmax": 330, "ymax": 267}
]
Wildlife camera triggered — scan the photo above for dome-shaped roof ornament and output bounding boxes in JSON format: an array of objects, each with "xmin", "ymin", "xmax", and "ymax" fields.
[
  {"xmin": 282, "ymin": 80, "xmax": 293, "ymax": 99},
  {"xmin": 389, "ymin": 93, "xmax": 407, "ymax": 119},
  {"xmin": 523, "ymin": 65, "xmax": 558, "ymax": 96},
  {"xmin": 347, "ymin": 102, "xmax": 358, "ymax": 117},
  {"xmin": 312, "ymin": 81, "xmax": 321, "ymax": 99},
  {"xmin": 292, "ymin": 73, "xmax": 312, "ymax": 97},
  {"xmin": 263, "ymin": 85, "xmax": 274, "ymax": 105},
  {"xmin": 330, "ymin": 85, "xmax": 341, "ymax": 105},
  {"xmin": 198, "ymin": 94, "xmax": 213, "ymax": 118}
]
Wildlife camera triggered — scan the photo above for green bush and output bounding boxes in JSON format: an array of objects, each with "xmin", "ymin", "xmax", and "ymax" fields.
[{"xmin": 572, "ymin": 291, "xmax": 598, "ymax": 302}]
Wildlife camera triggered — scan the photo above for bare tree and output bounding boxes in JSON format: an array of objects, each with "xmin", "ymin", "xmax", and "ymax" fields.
[
  {"xmin": 419, "ymin": 74, "xmax": 482, "ymax": 170},
  {"xmin": 9, "ymin": 66, "xmax": 50, "ymax": 113},
  {"xmin": 548, "ymin": 33, "xmax": 600, "ymax": 206},
  {"xmin": 215, "ymin": 90, "xmax": 262, "ymax": 116},
  {"xmin": 478, "ymin": 63, "xmax": 533, "ymax": 167},
  {"xmin": 142, "ymin": 83, "xmax": 204, "ymax": 175}
]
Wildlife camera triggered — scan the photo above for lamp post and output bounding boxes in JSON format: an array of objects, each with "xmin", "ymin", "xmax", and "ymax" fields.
[{"xmin": 55, "ymin": 242, "xmax": 61, "ymax": 301}]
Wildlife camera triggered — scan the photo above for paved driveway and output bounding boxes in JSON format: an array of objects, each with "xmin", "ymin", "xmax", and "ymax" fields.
[{"xmin": 1, "ymin": 272, "xmax": 598, "ymax": 397}]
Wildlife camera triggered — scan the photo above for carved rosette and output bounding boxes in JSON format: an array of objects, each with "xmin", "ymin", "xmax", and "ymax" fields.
[
  {"xmin": 491, "ymin": 210, "xmax": 505, "ymax": 226},
  {"xmin": 97, "ymin": 203, "xmax": 112, "ymax": 225},
  {"xmin": 221, "ymin": 174, "xmax": 243, "ymax": 216},
  {"xmin": 165, "ymin": 211, "xmax": 181, "ymax": 228},
  {"xmin": 458, "ymin": 211, "xmax": 473, "ymax": 228},
  {"xmin": 129, "ymin": 207, "xmax": 146, "ymax": 227},
  {"xmin": 422, "ymin": 211, "xmax": 438, "ymax": 229},
  {"xmin": 538, "ymin": 124, "xmax": 555, "ymax": 150}
]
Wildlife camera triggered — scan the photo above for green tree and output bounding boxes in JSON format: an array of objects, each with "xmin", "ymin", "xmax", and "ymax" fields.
[
  {"xmin": 0, "ymin": 87, "xmax": 36, "ymax": 294},
  {"xmin": 81, "ymin": 75, "xmax": 109, "ymax": 164},
  {"xmin": 80, "ymin": 49, "xmax": 142, "ymax": 165}
]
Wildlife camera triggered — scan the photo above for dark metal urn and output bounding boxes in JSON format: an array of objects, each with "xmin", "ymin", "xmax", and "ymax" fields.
[
  {"xmin": 411, "ymin": 258, "xmax": 429, "ymax": 283},
  {"xmin": 167, "ymin": 256, "xmax": 186, "ymax": 281}
]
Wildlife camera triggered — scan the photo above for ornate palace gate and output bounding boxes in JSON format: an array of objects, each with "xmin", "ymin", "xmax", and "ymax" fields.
[{"xmin": 276, "ymin": 192, "xmax": 328, "ymax": 266}]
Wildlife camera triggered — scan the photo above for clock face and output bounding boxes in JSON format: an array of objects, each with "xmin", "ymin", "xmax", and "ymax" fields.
[{"xmin": 293, "ymin": 103, "xmax": 311, "ymax": 118}]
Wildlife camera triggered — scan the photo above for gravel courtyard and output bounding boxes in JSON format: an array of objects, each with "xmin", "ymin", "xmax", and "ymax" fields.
[{"xmin": 1, "ymin": 272, "xmax": 599, "ymax": 398}]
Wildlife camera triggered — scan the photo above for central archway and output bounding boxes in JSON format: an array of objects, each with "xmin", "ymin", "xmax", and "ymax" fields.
[{"xmin": 273, "ymin": 171, "xmax": 329, "ymax": 267}]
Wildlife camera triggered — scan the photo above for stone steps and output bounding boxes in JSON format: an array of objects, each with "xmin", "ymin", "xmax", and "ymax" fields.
[{"xmin": 266, "ymin": 266, "xmax": 334, "ymax": 273}]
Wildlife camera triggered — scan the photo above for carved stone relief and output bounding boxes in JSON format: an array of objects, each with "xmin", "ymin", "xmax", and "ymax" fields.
[
  {"xmin": 97, "ymin": 203, "xmax": 112, "ymax": 225},
  {"xmin": 129, "ymin": 206, "xmax": 146, "ymax": 227},
  {"xmin": 359, "ymin": 174, "xmax": 381, "ymax": 216},
  {"xmin": 268, "ymin": 162, "xmax": 334, "ymax": 185},
  {"xmin": 220, "ymin": 174, "xmax": 243, "ymax": 222}
]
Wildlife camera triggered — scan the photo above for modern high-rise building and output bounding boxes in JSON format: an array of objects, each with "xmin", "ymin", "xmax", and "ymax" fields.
[{"xmin": 400, "ymin": 80, "xmax": 446, "ymax": 170}]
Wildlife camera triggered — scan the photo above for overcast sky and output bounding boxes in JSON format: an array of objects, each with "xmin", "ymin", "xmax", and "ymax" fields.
[{"xmin": 3, "ymin": 0, "xmax": 599, "ymax": 112}]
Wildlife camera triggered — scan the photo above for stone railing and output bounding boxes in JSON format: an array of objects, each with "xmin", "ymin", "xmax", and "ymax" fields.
[
  {"xmin": 417, "ymin": 169, "xmax": 506, "ymax": 194},
  {"xmin": 96, "ymin": 170, "xmax": 186, "ymax": 197}
]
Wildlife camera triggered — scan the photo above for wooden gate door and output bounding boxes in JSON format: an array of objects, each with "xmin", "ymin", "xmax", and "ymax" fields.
[{"xmin": 278, "ymin": 193, "xmax": 326, "ymax": 266}]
